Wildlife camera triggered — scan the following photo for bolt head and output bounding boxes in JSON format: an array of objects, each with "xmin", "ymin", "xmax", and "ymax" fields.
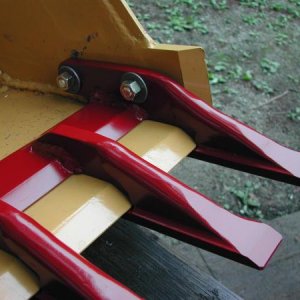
[
  {"xmin": 56, "ymin": 72, "xmax": 73, "ymax": 91},
  {"xmin": 120, "ymin": 80, "xmax": 141, "ymax": 101}
]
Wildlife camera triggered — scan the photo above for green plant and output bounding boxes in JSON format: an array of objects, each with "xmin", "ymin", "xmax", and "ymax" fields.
[
  {"xmin": 214, "ymin": 61, "xmax": 229, "ymax": 72},
  {"xmin": 210, "ymin": 0, "xmax": 228, "ymax": 10},
  {"xmin": 145, "ymin": 22, "xmax": 162, "ymax": 32},
  {"xmin": 241, "ymin": 50, "xmax": 252, "ymax": 59},
  {"xmin": 166, "ymin": 7, "xmax": 208, "ymax": 33},
  {"xmin": 271, "ymin": 15, "xmax": 291, "ymax": 29},
  {"xmin": 242, "ymin": 70, "xmax": 253, "ymax": 81},
  {"xmin": 287, "ymin": 107, "xmax": 300, "ymax": 121},
  {"xmin": 136, "ymin": 13, "xmax": 151, "ymax": 21},
  {"xmin": 223, "ymin": 86, "xmax": 238, "ymax": 95},
  {"xmin": 208, "ymin": 60, "xmax": 255, "ymax": 86},
  {"xmin": 275, "ymin": 32, "xmax": 289, "ymax": 46},
  {"xmin": 228, "ymin": 65, "xmax": 243, "ymax": 80},
  {"xmin": 208, "ymin": 72, "xmax": 227, "ymax": 84},
  {"xmin": 126, "ymin": 0, "xmax": 135, "ymax": 7},
  {"xmin": 230, "ymin": 181, "xmax": 264, "ymax": 219},
  {"xmin": 252, "ymin": 80, "xmax": 274, "ymax": 94},
  {"xmin": 260, "ymin": 58, "xmax": 280, "ymax": 74},
  {"xmin": 174, "ymin": 0, "xmax": 203, "ymax": 10},
  {"xmin": 288, "ymin": 0, "xmax": 300, "ymax": 4},
  {"xmin": 155, "ymin": 1, "xmax": 169, "ymax": 9},
  {"xmin": 287, "ymin": 75, "xmax": 300, "ymax": 84},
  {"xmin": 242, "ymin": 14, "xmax": 262, "ymax": 25},
  {"xmin": 272, "ymin": 2, "xmax": 300, "ymax": 18},
  {"xmin": 239, "ymin": 0, "xmax": 267, "ymax": 9}
]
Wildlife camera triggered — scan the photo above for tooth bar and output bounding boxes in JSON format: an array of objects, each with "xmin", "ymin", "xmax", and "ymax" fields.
[
  {"xmin": 62, "ymin": 58, "xmax": 300, "ymax": 185},
  {"xmin": 44, "ymin": 124, "xmax": 282, "ymax": 269}
]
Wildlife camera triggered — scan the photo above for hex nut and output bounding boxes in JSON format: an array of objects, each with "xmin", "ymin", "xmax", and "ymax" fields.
[
  {"xmin": 56, "ymin": 72, "xmax": 73, "ymax": 91},
  {"xmin": 120, "ymin": 80, "xmax": 141, "ymax": 101}
]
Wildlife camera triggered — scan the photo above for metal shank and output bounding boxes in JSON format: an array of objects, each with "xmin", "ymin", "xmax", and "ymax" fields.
[
  {"xmin": 34, "ymin": 124, "xmax": 282, "ymax": 269},
  {"xmin": 60, "ymin": 58, "xmax": 300, "ymax": 185}
]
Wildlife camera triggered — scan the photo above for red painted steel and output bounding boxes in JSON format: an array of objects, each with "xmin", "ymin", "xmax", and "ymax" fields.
[
  {"xmin": 63, "ymin": 101, "xmax": 146, "ymax": 139},
  {"xmin": 61, "ymin": 59, "xmax": 300, "ymax": 185},
  {"xmin": 0, "ymin": 102, "xmax": 144, "ymax": 211},
  {"xmin": 0, "ymin": 147, "xmax": 70, "ymax": 210},
  {"xmin": 0, "ymin": 200, "xmax": 141, "ymax": 300},
  {"xmin": 37, "ymin": 124, "xmax": 282, "ymax": 269}
]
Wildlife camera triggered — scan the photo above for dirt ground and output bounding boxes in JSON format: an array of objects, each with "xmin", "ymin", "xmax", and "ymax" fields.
[{"xmin": 129, "ymin": 0, "xmax": 300, "ymax": 220}]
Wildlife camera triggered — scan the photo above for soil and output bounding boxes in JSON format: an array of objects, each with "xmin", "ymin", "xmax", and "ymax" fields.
[{"xmin": 129, "ymin": 0, "xmax": 300, "ymax": 220}]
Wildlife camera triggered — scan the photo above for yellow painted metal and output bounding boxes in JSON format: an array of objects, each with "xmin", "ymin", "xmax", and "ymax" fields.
[
  {"xmin": 0, "ymin": 250, "xmax": 39, "ymax": 300},
  {"xmin": 119, "ymin": 120, "xmax": 195, "ymax": 172},
  {"xmin": 0, "ymin": 0, "xmax": 211, "ymax": 103},
  {"xmin": 25, "ymin": 175, "xmax": 131, "ymax": 253},
  {"xmin": 0, "ymin": 89, "xmax": 82, "ymax": 160}
]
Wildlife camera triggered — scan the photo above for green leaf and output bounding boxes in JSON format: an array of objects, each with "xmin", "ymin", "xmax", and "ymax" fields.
[
  {"xmin": 260, "ymin": 58, "xmax": 280, "ymax": 74},
  {"xmin": 242, "ymin": 70, "xmax": 253, "ymax": 81},
  {"xmin": 247, "ymin": 198, "xmax": 261, "ymax": 207}
]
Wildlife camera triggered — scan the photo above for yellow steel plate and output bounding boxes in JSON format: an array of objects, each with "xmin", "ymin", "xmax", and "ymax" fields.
[
  {"xmin": 0, "ymin": 89, "xmax": 81, "ymax": 160},
  {"xmin": 0, "ymin": 250, "xmax": 39, "ymax": 300},
  {"xmin": 119, "ymin": 120, "xmax": 195, "ymax": 172},
  {"xmin": 25, "ymin": 175, "xmax": 131, "ymax": 253}
]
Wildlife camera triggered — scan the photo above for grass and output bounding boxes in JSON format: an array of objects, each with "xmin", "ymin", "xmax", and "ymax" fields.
[
  {"xmin": 239, "ymin": 0, "xmax": 267, "ymax": 9},
  {"xmin": 130, "ymin": 0, "xmax": 298, "ymax": 104},
  {"xmin": 272, "ymin": 1, "xmax": 300, "ymax": 18},
  {"xmin": 210, "ymin": 0, "xmax": 228, "ymax": 10},
  {"xmin": 242, "ymin": 13, "xmax": 264, "ymax": 25},
  {"xmin": 252, "ymin": 80, "xmax": 274, "ymax": 94},
  {"xmin": 275, "ymin": 32, "xmax": 289, "ymax": 45},
  {"xmin": 166, "ymin": 8, "xmax": 208, "ymax": 33},
  {"xmin": 229, "ymin": 181, "xmax": 264, "ymax": 219},
  {"xmin": 132, "ymin": 0, "xmax": 295, "ymax": 97},
  {"xmin": 288, "ymin": 107, "xmax": 300, "ymax": 121},
  {"xmin": 260, "ymin": 58, "xmax": 280, "ymax": 74}
]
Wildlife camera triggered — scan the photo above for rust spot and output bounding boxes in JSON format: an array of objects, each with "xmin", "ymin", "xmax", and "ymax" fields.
[{"xmin": 71, "ymin": 32, "xmax": 98, "ymax": 59}]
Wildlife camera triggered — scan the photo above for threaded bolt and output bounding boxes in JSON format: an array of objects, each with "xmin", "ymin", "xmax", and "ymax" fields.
[
  {"xmin": 120, "ymin": 80, "xmax": 141, "ymax": 102},
  {"xmin": 56, "ymin": 71, "xmax": 73, "ymax": 91}
]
